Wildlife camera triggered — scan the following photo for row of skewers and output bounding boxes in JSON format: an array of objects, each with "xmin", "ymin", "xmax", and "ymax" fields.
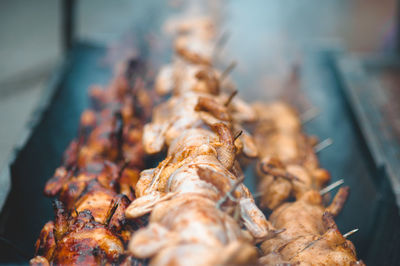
[
  {"xmin": 126, "ymin": 15, "xmax": 273, "ymax": 265},
  {"xmin": 31, "ymin": 6, "xmax": 364, "ymax": 266},
  {"xmin": 253, "ymin": 102, "xmax": 363, "ymax": 265},
  {"xmin": 31, "ymin": 60, "xmax": 151, "ymax": 265}
]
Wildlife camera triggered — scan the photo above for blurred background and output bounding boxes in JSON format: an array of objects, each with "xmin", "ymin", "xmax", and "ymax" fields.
[
  {"xmin": 0, "ymin": 0, "xmax": 396, "ymax": 174},
  {"xmin": 1, "ymin": 1, "xmax": 400, "ymax": 263}
]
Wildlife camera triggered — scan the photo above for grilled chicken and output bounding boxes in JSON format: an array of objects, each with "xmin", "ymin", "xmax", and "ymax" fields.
[
  {"xmin": 31, "ymin": 59, "xmax": 150, "ymax": 265},
  {"xmin": 253, "ymin": 102, "xmax": 330, "ymax": 209},
  {"xmin": 254, "ymin": 102, "xmax": 363, "ymax": 265},
  {"xmin": 32, "ymin": 199, "xmax": 131, "ymax": 265},
  {"xmin": 125, "ymin": 14, "xmax": 273, "ymax": 266},
  {"xmin": 259, "ymin": 189, "xmax": 364, "ymax": 265},
  {"xmin": 127, "ymin": 126, "xmax": 272, "ymax": 265},
  {"xmin": 31, "ymin": 3, "xmax": 363, "ymax": 265}
]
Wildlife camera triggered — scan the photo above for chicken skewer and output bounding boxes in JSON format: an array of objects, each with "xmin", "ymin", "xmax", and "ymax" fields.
[
  {"xmin": 259, "ymin": 188, "xmax": 364, "ymax": 265},
  {"xmin": 151, "ymin": 17, "xmax": 258, "ymax": 157},
  {"xmin": 128, "ymin": 126, "xmax": 270, "ymax": 265},
  {"xmin": 30, "ymin": 2, "xmax": 364, "ymax": 265},
  {"xmin": 125, "ymin": 14, "xmax": 276, "ymax": 266},
  {"xmin": 253, "ymin": 102, "xmax": 331, "ymax": 210},
  {"xmin": 31, "ymin": 59, "xmax": 151, "ymax": 265},
  {"xmin": 253, "ymin": 102, "xmax": 363, "ymax": 264}
]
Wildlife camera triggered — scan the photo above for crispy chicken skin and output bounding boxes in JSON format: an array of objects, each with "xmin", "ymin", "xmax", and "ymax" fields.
[
  {"xmin": 125, "ymin": 14, "xmax": 271, "ymax": 266},
  {"xmin": 145, "ymin": 13, "xmax": 257, "ymax": 160},
  {"xmin": 259, "ymin": 190, "xmax": 363, "ymax": 266},
  {"xmin": 31, "ymin": 59, "xmax": 150, "ymax": 265},
  {"xmin": 33, "ymin": 200, "xmax": 129, "ymax": 265},
  {"xmin": 254, "ymin": 102, "xmax": 363, "ymax": 265},
  {"xmin": 253, "ymin": 102, "xmax": 330, "ymax": 210},
  {"xmin": 128, "ymin": 127, "xmax": 270, "ymax": 265},
  {"xmin": 32, "ymin": 4, "xmax": 363, "ymax": 266}
]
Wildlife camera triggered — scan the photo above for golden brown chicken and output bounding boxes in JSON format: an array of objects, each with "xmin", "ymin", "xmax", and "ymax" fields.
[
  {"xmin": 253, "ymin": 102, "xmax": 330, "ymax": 209},
  {"xmin": 124, "ymin": 14, "xmax": 274, "ymax": 266},
  {"xmin": 31, "ymin": 3, "xmax": 364, "ymax": 265},
  {"xmin": 32, "ymin": 198, "xmax": 132, "ymax": 265},
  {"xmin": 253, "ymin": 102, "xmax": 363, "ymax": 265},
  {"xmin": 127, "ymin": 125, "xmax": 273, "ymax": 265},
  {"xmin": 31, "ymin": 58, "xmax": 151, "ymax": 265},
  {"xmin": 259, "ymin": 189, "xmax": 364, "ymax": 265}
]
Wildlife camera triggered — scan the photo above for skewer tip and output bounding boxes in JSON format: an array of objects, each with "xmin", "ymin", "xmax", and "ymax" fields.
[
  {"xmin": 343, "ymin": 228, "xmax": 359, "ymax": 238},
  {"xmin": 234, "ymin": 130, "xmax": 243, "ymax": 141},
  {"xmin": 320, "ymin": 179, "xmax": 344, "ymax": 195},
  {"xmin": 314, "ymin": 138, "xmax": 333, "ymax": 153},
  {"xmin": 225, "ymin": 90, "xmax": 238, "ymax": 107},
  {"xmin": 301, "ymin": 107, "xmax": 320, "ymax": 124},
  {"xmin": 220, "ymin": 61, "xmax": 237, "ymax": 81}
]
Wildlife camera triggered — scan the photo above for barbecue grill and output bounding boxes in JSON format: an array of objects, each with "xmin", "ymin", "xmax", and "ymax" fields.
[{"xmin": 1, "ymin": 1, "xmax": 400, "ymax": 265}]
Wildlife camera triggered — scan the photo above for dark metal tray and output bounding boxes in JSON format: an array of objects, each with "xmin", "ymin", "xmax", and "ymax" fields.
[
  {"xmin": 303, "ymin": 51, "xmax": 400, "ymax": 265},
  {"xmin": 0, "ymin": 44, "xmax": 399, "ymax": 265},
  {"xmin": 336, "ymin": 54, "xmax": 400, "ymax": 205},
  {"xmin": 0, "ymin": 42, "xmax": 113, "ymax": 263}
]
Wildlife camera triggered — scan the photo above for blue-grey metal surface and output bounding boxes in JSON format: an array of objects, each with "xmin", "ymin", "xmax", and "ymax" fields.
[
  {"xmin": 337, "ymin": 54, "xmax": 400, "ymax": 208},
  {"xmin": 0, "ymin": 43, "xmax": 112, "ymax": 262},
  {"xmin": 334, "ymin": 53, "xmax": 400, "ymax": 265},
  {"xmin": 302, "ymin": 51, "xmax": 400, "ymax": 265}
]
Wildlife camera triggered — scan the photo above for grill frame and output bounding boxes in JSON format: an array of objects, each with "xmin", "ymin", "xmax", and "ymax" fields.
[{"xmin": 0, "ymin": 38, "xmax": 399, "ymax": 266}]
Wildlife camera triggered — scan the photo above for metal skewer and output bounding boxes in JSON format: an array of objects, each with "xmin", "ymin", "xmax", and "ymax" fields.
[
  {"xmin": 301, "ymin": 107, "xmax": 320, "ymax": 124},
  {"xmin": 320, "ymin": 179, "xmax": 344, "ymax": 195},
  {"xmin": 213, "ymin": 31, "xmax": 230, "ymax": 61},
  {"xmin": 343, "ymin": 228, "xmax": 359, "ymax": 238},
  {"xmin": 220, "ymin": 61, "xmax": 237, "ymax": 82},
  {"xmin": 314, "ymin": 138, "xmax": 333, "ymax": 153},
  {"xmin": 234, "ymin": 130, "xmax": 243, "ymax": 141},
  {"xmin": 252, "ymin": 191, "xmax": 265, "ymax": 199},
  {"xmin": 214, "ymin": 31, "xmax": 230, "ymax": 51},
  {"xmin": 224, "ymin": 90, "xmax": 238, "ymax": 106},
  {"xmin": 216, "ymin": 175, "xmax": 245, "ymax": 209}
]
